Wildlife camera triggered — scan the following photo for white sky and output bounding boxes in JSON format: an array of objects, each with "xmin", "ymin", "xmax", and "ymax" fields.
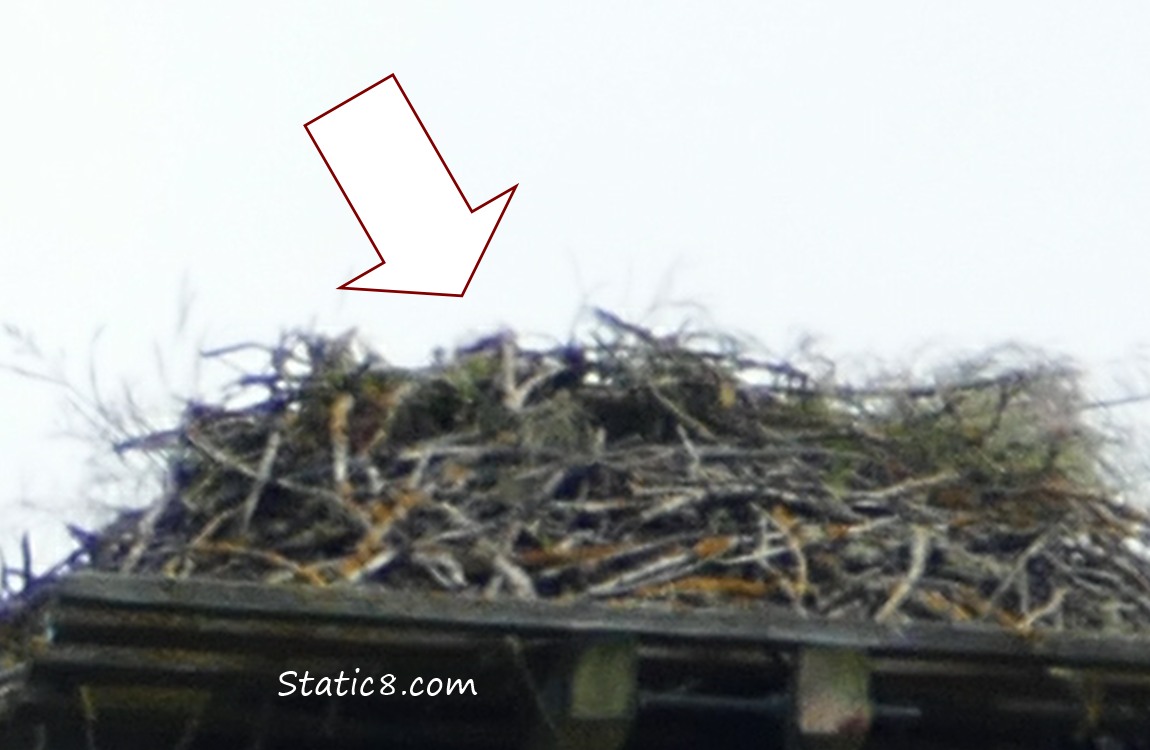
[{"xmin": 3, "ymin": 2, "xmax": 1150, "ymax": 571}]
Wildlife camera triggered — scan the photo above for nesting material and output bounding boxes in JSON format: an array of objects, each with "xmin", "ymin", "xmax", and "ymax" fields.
[{"xmin": 15, "ymin": 312, "xmax": 1150, "ymax": 634}]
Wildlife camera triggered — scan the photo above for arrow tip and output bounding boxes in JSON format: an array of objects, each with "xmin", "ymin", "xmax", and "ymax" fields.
[{"xmin": 337, "ymin": 185, "xmax": 516, "ymax": 296}]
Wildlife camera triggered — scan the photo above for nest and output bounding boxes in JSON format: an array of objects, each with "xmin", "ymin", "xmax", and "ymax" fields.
[{"xmin": 13, "ymin": 311, "xmax": 1150, "ymax": 634}]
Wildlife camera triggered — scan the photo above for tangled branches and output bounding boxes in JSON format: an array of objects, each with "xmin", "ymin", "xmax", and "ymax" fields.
[{"xmin": 28, "ymin": 313, "xmax": 1150, "ymax": 635}]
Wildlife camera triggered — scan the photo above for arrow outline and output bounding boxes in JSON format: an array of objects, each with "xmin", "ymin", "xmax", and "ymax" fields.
[{"xmin": 304, "ymin": 74, "xmax": 518, "ymax": 297}]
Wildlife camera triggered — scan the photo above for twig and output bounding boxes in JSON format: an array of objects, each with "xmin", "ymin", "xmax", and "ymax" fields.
[
  {"xmin": 875, "ymin": 526, "xmax": 931, "ymax": 623},
  {"xmin": 238, "ymin": 422, "xmax": 286, "ymax": 535},
  {"xmin": 1019, "ymin": 587, "xmax": 1069, "ymax": 631},
  {"xmin": 719, "ymin": 508, "xmax": 788, "ymax": 568},
  {"xmin": 119, "ymin": 497, "xmax": 168, "ymax": 574},
  {"xmin": 190, "ymin": 508, "xmax": 239, "ymax": 547},
  {"xmin": 761, "ymin": 508, "xmax": 809, "ymax": 612},
  {"xmin": 185, "ymin": 428, "xmax": 368, "ymax": 533},
  {"xmin": 647, "ymin": 384, "xmax": 717, "ymax": 441},
  {"xmin": 586, "ymin": 549, "xmax": 696, "ymax": 598},
  {"xmin": 329, "ymin": 392, "xmax": 354, "ymax": 499},
  {"xmin": 981, "ymin": 524, "xmax": 1060, "ymax": 617},
  {"xmin": 190, "ymin": 541, "xmax": 326, "ymax": 586},
  {"xmin": 20, "ymin": 534, "xmax": 32, "ymax": 594},
  {"xmin": 491, "ymin": 554, "xmax": 538, "ymax": 600},
  {"xmin": 848, "ymin": 471, "xmax": 961, "ymax": 506},
  {"xmin": 637, "ymin": 488, "xmax": 709, "ymax": 525},
  {"xmin": 676, "ymin": 423, "xmax": 702, "ymax": 480},
  {"xmin": 411, "ymin": 547, "xmax": 468, "ymax": 590}
]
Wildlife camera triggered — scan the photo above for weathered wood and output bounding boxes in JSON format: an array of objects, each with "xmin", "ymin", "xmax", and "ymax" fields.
[
  {"xmin": 791, "ymin": 647, "xmax": 871, "ymax": 750},
  {"xmin": 46, "ymin": 573, "xmax": 1150, "ymax": 670},
  {"xmin": 527, "ymin": 636, "xmax": 638, "ymax": 750},
  {"xmin": 5, "ymin": 573, "xmax": 1150, "ymax": 748}
]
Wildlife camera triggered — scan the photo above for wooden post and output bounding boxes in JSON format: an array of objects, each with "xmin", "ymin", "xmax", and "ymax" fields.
[
  {"xmin": 790, "ymin": 647, "xmax": 872, "ymax": 750},
  {"xmin": 527, "ymin": 636, "xmax": 638, "ymax": 750}
]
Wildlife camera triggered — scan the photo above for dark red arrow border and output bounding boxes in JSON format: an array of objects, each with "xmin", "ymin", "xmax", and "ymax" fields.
[{"xmin": 304, "ymin": 74, "xmax": 518, "ymax": 297}]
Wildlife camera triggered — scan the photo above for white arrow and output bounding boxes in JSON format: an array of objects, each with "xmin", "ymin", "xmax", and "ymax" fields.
[{"xmin": 305, "ymin": 75, "xmax": 517, "ymax": 296}]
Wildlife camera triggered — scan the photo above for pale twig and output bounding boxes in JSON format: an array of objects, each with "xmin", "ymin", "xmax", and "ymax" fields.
[
  {"xmin": 847, "ymin": 471, "xmax": 961, "ymax": 506},
  {"xmin": 637, "ymin": 488, "xmax": 709, "ymax": 525},
  {"xmin": 190, "ymin": 541, "xmax": 326, "ymax": 585},
  {"xmin": 238, "ymin": 423, "xmax": 286, "ymax": 535},
  {"xmin": 762, "ymin": 507, "xmax": 810, "ymax": 612},
  {"xmin": 410, "ymin": 548, "xmax": 468, "ymax": 590},
  {"xmin": 1019, "ymin": 587, "xmax": 1069, "ymax": 631},
  {"xmin": 337, "ymin": 548, "xmax": 400, "ymax": 584},
  {"xmin": 875, "ymin": 526, "xmax": 931, "ymax": 623},
  {"xmin": 720, "ymin": 507, "xmax": 789, "ymax": 568},
  {"xmin": 185, "ymin": 429, "xmax": 368, "ymax": 533},
  {"xmin": 981, "ymin": 524, "xmax": 1060, "ymax": 618},
  {"xmin": 189, "ymin": 508, "xmax": 239, "ymax": 547},
  {"xmin": 119, "ymin": 497, "xmax": 169, "ymax": 574},
  {"xmin": 499, "ymin": 334, "xmax": 518, "ymax": 409},
  {"xmin": 676, "ymin": 422, "xmax": 702, "ymax": 480},
  {"xmin": 406, "ymin": 445, "xmax": 434, "ymax": 490},
  {"xmin": 329, "ymin": 392, "xmax": 354, "ymax": 499},
  {"xmin": 585, "ymin": 549, "xmax": 697, "ymax": 598},
  {"xmin": 647, "ymin": 384, "xmax": 717, "ymax": 441},
  {"xmin": 491, "ymin": 554, "xmax": 538, "ymax": 600},
  {"xmin": 20, "ymin": 534, "xmax": 33, "ymax": 593},
  {"xmin": 505, "ymin": 366, "xmax": 562, "ymax": 412}
]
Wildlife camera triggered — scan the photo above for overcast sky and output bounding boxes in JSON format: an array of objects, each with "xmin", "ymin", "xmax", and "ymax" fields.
[{"xmin": 3, "ymin": 2, "xmax": 1150, "ymax": 570}]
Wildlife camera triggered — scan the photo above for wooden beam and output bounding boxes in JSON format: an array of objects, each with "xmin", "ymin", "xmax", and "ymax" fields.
[
  {"xmin": 791, "ymin": 647, "xmax": 872, "ymax": 750},
  {"xmin": 527, "ymin": 636, "xmax": 638, "ymax": 750},
  {"xmin": 43, "ymin": 573, "xmax": 1150, "ymax": 671}
]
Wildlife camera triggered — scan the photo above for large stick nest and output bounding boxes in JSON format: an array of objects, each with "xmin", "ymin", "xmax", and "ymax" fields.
[{"xmin": 15, "ymin": 312, "xmax": 1150, "ymax": 634}]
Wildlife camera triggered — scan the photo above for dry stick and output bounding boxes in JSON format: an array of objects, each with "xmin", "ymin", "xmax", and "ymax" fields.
[
  {"xmin": 20, "ymin": 533, "xmax": 32, "ymax": 592},
  {"xmin": 190, "ymin": 509, "xmax": 238, "ymax": 547},
  {"xmin": 761, "ymin": 507, "xmax": 810, "ymax": 612},
  {"xmin": 326, "ymin": 546, "xmax": 401, "ymax": 585},
  {"xmin": 190, "ymin": 541, "xmax": 326, "ymax": 585},
  {"xmin": 586, "ymin": 549, "xmax": 697, "ymax": 598},
  {"xmin": 410, "ymin": 548, "xmax": 468, "ymax": 590},
  {"xmin": 499, "ymin": 334, "xmax": 519, "ymax": 408},
  {"xmin": 118, "ymin": 496, "xmax": 169, "ymax": 574},
  {"xmin": 647, "ymin": 384, "xmax": 717, "ymax": 441},
  {"xmin": 0, "ymin": 550, "xmax": 11, "ymax": 597},
  {"xmin": 406, "ymin": 445, "xmax": 435, "ymax": 490},
  {"xmin": 1039, "ymin": 551, "xmax": 1128, "ymax": 606},
  {"xmin": 166, "ymin": 507, "xmax": 245, "ymax": 577},
  {"xmin": 720, "ymin": 507, "xmax": 788, "ymax": 568},
  {"xmin": 592, "ymin": 307, "xmax": 662, "ymax": 344},
  {"xmin": 185, "ymin": 429, "xmax": 368, "ymax": 533},
  {"xmin": 637, "ymin": 488, "xmax": 709, "ymax": 525},
  {"xmin": 329, "ymin": 392, "xmax": 354, "ymax": 500},
  {"xmin": 505, "ymin": 364, "xmax": 563, "ymax": 412},
  {"xmin": 676, "ymin": 422, "xmax": 702, "ymax": 481},
  {"xmin": 525, "ymin": 536, "xmax": 682, "ymax": 578},
  {"xmin": 492, "ymin": 554, "xmax": 538, "ymax": 600},
  {"xmin": 875, "ymin": 526, "xmax": 932, "ymax": 623},
  {"xmin": 237, "ymin": 423, "xmax": 285, "ymax": 536},
  {"xmin": 1108, "ymin": 553, "xmax": 1150, "ymax": 601},
  {"xmin": 847, "ymin": 471, "xmax": 960, "ymax": 506},
  {"xmin": 420, "ymin": 501, "xmax": 483, "ymax": 540},
  {"xmin": 980, "ymin": 523, "xmax": 1061, "ymax": 619},
  {"xmin": 1019, "ymin": 587, "xmax": 1069, "ymax": 631}
]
